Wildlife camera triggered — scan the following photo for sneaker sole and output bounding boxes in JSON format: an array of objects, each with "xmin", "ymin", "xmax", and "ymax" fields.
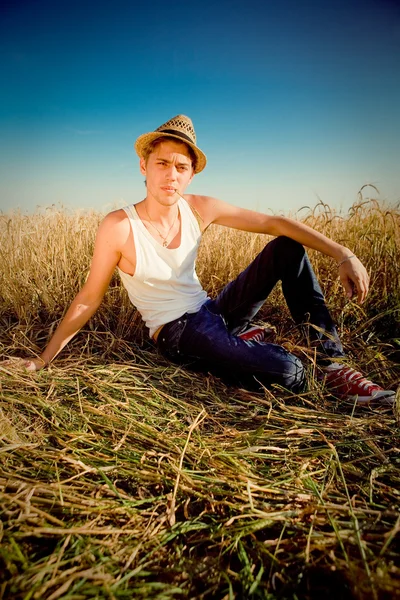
[{"xmin": 348, "ymin": 391, "xmax": 396, "ymax": 406}]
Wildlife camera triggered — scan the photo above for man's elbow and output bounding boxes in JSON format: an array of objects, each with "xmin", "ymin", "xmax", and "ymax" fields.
[
  {"xmin": 264, "ymin": 215, "xmax": 288, "ymax": 237},
  {"xmin": 74, "ymin": 290, "xmax": 104, "ymax": 314}
]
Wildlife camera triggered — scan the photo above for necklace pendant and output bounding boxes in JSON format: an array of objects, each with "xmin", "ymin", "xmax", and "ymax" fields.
[{"xmin": 163, "ymin": 240, "xmax": 168, "ymax": 247}]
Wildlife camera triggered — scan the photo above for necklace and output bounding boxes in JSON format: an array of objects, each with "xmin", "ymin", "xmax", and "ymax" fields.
[{"xmin": 144, "ymin": 204, "xmax": 179, "ymax": 247}]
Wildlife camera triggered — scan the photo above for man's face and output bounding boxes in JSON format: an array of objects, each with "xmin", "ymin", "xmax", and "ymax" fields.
[{"xmin": 140, "ymin": 140, "xmax": 194, "ymax": 206}]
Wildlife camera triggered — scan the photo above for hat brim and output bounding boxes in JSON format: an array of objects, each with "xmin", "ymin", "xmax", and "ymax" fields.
[{"xmin": 134, "ymin": 131, "xmax": 207, "ymax": 174}]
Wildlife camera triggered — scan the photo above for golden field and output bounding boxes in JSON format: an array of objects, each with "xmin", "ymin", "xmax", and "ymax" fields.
[{"xmin": 0, "ymin": 195, "xmax": 399, "ymax": 599}]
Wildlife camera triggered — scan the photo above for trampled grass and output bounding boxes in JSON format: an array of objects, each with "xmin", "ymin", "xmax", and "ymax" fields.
[{"xmin": 0, "ymin": 195, "xmax": 399, "ymax": 599}]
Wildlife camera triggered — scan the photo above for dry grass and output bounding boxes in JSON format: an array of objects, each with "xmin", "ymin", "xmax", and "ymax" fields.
[{"xmin": 0, "ymin": 193, "xmax": 400, "ymax": 599}]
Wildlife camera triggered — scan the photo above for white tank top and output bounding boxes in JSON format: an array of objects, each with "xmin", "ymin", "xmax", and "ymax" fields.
[{"xmin": 117, "ymin": 198, "xmax": 208, "ymax": 337}]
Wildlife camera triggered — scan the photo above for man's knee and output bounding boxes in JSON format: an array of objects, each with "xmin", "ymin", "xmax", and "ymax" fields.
[
  {"xmin": 280, "ymin": 352, "xmax": 306, "ymax": 393},
  {"xmin": 271, "ymin": 235, "xmax": 305, "ymax": 257},
  {"xmin": 258, "ymin": 344, "xmax": 306, "ymax": 393}
]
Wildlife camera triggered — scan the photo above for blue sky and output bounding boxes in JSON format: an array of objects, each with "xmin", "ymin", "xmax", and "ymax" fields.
[{"xmin": 1, "ymin": 0, "xmax": 399, "ymax": 215}]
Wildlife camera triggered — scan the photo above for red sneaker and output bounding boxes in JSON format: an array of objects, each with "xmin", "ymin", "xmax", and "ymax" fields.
[
  {"xmin": 322, "ymin": 363, "xmax": 395, "ymax": 405},
  {"xmin": 238, "ymin": 325, "xmax": 275, "ymax": 343},
  {"xmin": 238, "ymin": 326, "xmax": 266, "ymax": 343}
]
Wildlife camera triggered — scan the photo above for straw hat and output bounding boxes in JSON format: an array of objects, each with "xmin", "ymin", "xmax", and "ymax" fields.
[{"xmin": 134, "ymin": 114, "xmax": 207, "ymax": 173}]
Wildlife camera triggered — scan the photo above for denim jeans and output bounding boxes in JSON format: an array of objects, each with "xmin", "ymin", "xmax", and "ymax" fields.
[{"xmin": 157, "ymin": 236, "xmax": 345, "ymax": 393}]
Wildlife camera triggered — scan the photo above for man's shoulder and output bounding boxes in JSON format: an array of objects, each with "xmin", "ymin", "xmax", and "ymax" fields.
[
  {"xmin": 101, "ymin": 207, "xmax": 132, "ymax": 230},
  {"xmin": 97, "ymin": 208, "xmax": 132, "ymax": 249},
  {"xmin": 185, "ymin": 193, "xmax": 213, "ymax": 206},
  {"xmin": 104, "ymin": 207, "xmax": 129, "ymax": 222},
  {"xmin": 184, "ymin": 194, "xmax": 217, "ymax": 216},
  {"xmin": 184, "ymin": 194, "xmax": 227, "ymax": 228}
]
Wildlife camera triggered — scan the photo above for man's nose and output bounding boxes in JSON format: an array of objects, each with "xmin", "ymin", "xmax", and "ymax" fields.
[{"xmin": 165, "ymin": 165, "xmax": 178, "ymax": 180}]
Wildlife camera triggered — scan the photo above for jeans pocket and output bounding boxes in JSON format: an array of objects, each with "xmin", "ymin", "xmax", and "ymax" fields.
[{"xmin": 157, "ymin": 316, "xmax": 188, "ymax": 361}]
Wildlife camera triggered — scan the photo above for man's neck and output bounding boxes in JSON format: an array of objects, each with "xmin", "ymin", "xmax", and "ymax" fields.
[{"xmin": 142, "ymin": 194, "xmax": 181, "ymax": 224}]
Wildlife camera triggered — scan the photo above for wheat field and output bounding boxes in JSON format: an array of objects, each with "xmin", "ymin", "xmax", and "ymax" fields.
[{"xmin": 0, "ymin": 195, "xmax": 399, "ymax": 599}]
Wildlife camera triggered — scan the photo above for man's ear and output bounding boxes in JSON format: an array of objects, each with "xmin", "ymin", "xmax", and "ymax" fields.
[{"xmin": 139, "ymin": 157, "xmax": 146, "ymax": 176}]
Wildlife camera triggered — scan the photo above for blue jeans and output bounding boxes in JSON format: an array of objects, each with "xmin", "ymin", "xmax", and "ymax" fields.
[{"xmin": 157, "ymin": 236, "xmax": 345, "ymax": 393}]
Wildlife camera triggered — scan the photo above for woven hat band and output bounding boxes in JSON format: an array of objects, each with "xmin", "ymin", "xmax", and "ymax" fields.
[{"xmin": 159, "ymin": 129, "xmax": 194, "ymax": 144}]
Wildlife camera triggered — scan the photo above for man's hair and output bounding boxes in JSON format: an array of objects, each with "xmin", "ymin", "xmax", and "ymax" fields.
[{"xmin": 141, "ymin": 136, "xmax": 197, "ymax": 171}]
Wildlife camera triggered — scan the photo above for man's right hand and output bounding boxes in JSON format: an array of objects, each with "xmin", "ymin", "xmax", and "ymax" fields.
[
  {"xmin": 2, "ymin": 357, "xmax": 46, "ymax": 371},
  {"xmin": 23, "ymin": 358, "xmax": 47, "ymax": 371}
]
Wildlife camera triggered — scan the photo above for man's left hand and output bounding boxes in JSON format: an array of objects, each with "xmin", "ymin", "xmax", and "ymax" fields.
[{"xmin": 338, "ymin": 256, "xmax": 370, "ymax": 303}]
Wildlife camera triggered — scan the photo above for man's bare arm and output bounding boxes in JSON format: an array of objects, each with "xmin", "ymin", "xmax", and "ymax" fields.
[
  {"xmin": 188, "ymin": 194, "xmax": 369, "ymax": 303},
  {"xmin": 20, "ymin": 212, "xmax": 126, "ymax": 370}
]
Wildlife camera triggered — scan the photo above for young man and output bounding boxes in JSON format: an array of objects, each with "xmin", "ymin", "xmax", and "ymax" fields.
[{"xmin": 21, "ymin": 115, "xmax": 394, "ymax": 405}]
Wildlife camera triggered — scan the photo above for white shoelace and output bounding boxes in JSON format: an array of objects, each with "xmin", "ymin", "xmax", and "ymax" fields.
[{"xmin": 325, "ymin": 364, "xmax": 379, "ymax": 392}]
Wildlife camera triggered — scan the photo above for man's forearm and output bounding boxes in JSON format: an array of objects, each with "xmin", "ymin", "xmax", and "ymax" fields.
[
  {"xmin": 266, "ymin": 216, "xmax": 353, "ymax": 262},
  {"xmin": 40, "ymin": 295, "xmax": 102, "ymax": 365}
]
